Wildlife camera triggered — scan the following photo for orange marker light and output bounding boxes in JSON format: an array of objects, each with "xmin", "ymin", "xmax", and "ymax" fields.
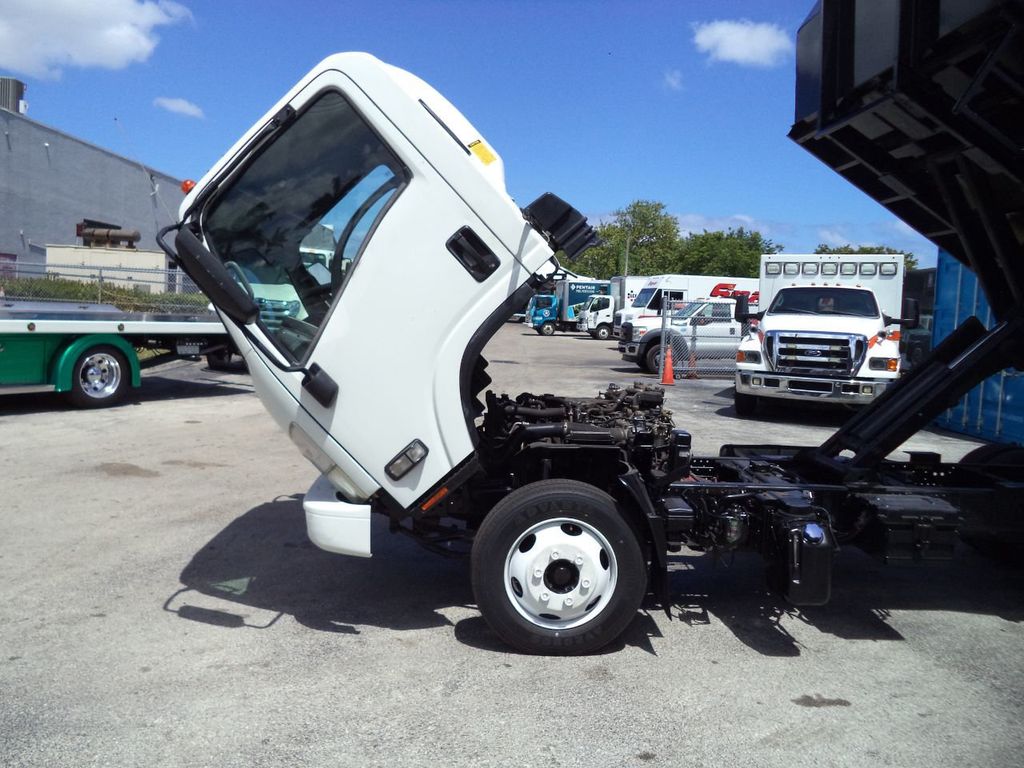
[{"xmin": 181, "ymin": 179, "xmax": 197, "ymax": 194}]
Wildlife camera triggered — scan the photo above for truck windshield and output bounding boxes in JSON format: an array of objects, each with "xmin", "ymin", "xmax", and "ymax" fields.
[
  {"xmin": 536, "ymin": 296, "xmax": 555, "ymax": 308},
  {"xmin": 632, "ymin": 288, "xmax": 655, "ymax": 308},
  {"xmin": 671, "ymin": 301, "xmax": 702, "ymax": 319},
  {"xmin": 202, "ymin": 90, "xmax": 408, "ymax": 362},
  {"xmin": 767, "ymin": 287, "xmax": 879, "ymax": 317},
  {"xmin": 586, "ymin": 296, "xmax": 609, "ymax": 312}
]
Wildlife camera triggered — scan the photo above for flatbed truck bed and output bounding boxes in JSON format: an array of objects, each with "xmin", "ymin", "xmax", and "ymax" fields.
[{"xmin": 0, "ymin": 300, "xmax": 228, "ymax": 406}]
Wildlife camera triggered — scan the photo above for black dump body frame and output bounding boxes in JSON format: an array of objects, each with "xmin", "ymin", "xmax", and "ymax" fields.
[{"xmin": 788, "ymin": 0, "xmax": 1024, "ymax": 473}]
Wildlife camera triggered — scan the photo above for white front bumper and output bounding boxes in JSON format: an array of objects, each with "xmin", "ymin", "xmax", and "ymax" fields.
[{"xmin": 303, "ymin": 472, "xmax": 372, "ymax": 557}]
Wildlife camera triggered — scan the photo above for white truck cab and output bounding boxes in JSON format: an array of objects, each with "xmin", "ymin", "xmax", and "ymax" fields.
[
  {"xmin": 166, "ymin": 53, "xmax": 589, "ymax": 551},
  {"xmin": 734, "ymin": 253, "xmax": 913, "ymax": 415}
]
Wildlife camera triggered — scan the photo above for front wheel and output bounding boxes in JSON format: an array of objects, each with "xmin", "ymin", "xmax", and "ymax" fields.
[
  {"xmin": 594, "ymin": 324, "xmax": 611, "ymax": 341},
  {"xmin": 471, "ymin": 479, "xmax": 647, "ymax": 655},
  {"xmin": 67, "ymin": 345, "xmax": 130, "ymax": 408},
  {"xmin": 538, "ymin": 321, "xmax": 556, "ymax": 336}
]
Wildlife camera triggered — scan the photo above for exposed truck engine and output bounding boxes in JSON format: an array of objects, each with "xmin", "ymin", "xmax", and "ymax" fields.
[{"xmin": 160, "ymin": 0, "xmax": 1024, "ymax": 654}]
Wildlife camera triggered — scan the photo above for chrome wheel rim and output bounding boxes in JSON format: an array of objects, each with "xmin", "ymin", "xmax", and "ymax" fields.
[{"xmin": 79, "ymin": 353, "xmax": 122, "ymax": 399}]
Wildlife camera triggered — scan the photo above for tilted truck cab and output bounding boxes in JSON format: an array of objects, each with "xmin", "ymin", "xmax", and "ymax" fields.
[{"xmin": 163, "ymin": 0, "xmax": 1024, "ymax": 655}]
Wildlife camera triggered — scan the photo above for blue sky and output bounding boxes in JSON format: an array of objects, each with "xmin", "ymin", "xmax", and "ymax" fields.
[{"xmin": 0, "ymin": 0, "xmax": 937, "ymax": 264}]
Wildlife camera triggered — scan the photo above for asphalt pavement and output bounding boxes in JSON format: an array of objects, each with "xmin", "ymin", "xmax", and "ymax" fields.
[{"xmin": 1, "ymin": 323, "xmax": 1020, "ymax": 767}]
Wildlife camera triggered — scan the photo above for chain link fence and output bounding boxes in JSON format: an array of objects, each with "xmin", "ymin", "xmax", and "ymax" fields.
[
  {"xmin": 0, "ymin": 262, "xmax": 214, "ymax": 316},
  {"xmin": 665, "ymin": 326, "xmax": 741, "ymax": 378},
  {"xmin": 620, "ymin": 319, "xmax": 742, "ymax": 379}
]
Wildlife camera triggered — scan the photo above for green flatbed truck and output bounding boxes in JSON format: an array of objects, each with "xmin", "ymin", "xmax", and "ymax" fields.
[{"xmin": 0, "ymin": 300, "xmax": 228, "ymax": 407}]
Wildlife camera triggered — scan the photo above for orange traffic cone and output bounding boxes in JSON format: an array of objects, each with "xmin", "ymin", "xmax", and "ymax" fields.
[{"xmin": 661, "ymin": 344, "xmax": 675, "ymax": 386}]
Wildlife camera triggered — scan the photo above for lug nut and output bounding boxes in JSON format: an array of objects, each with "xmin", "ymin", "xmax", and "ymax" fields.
[
  {"xmin": 582, "ymin": 579, "xmax": 591, "ymax": 589},
  {"xmin": 551, "ymin": 551, "xmax": 559, "ymax": 560},
  {"xmin": 541, "ymin": 592, "xmax": 550, "ymax": 601},
  {"xmin": 574, "ymin": 556, "xmax": 583, "ymax": 566},
  {"xmin": 534, "ymin": 568, "xmax": 543, "ymax": 578},
  {"xmin": 565, "ymin": 597, "xmax": 574, "ymax": 606}
]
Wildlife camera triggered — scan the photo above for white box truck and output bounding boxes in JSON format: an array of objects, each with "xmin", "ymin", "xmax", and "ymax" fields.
[
  {"xmin": 733, "ymin": 253, "xmax": 913, "ymax": 415},
  {"xmin": 576, "ymin": 275, "xmax": 647, "ymax": 340},
  {"xmin": 615, "ymin": 274, "xmax": 758, "ymax": 349}
]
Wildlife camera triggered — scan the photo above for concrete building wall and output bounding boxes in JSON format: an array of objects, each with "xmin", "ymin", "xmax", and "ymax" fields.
[{"xmin": 0, "ymin": 108, "xmax": 185, "ymax": 269}]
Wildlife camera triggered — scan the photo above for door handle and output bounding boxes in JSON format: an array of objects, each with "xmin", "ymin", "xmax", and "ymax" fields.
[{"xmin": 447, "ymin": 227, "xmax": 499, "ymax": 282}]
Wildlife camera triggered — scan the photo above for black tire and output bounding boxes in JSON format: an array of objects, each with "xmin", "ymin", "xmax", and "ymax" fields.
[
  {"xmin": 471, "ymin": 479, "xmax": 647, "ymax": 655},
  {"xmin": 539, "ymin": 321, "xmax": 555, "ymax": 337},
  {"xmin": 594, "ymin": 324, "xmax": 611, "ymax": 341},
  {"xmin": 67, "ymin": 345, "xmax": 130, "ymax": 408},
  {"xmin": 734, "ymin": 389, "xmax": 758, "ymax": 417},
  {"xmin": 959, "ymin": 444, "xmax": 1024, "ymax": 559},
  {"xmin": 643, "ymin": 336, "xmax": 687, "ymax": 376},
  {"xmin": 643, "ymin": 342, "xmax": 661, "ymax": 374},
  {"xmin": 206, "ymin": 348, "xmax": 246, "ymax": 372},
  {"xmin": 959, "ymin": 443, "xmax": 1024, "ymax": 466}
]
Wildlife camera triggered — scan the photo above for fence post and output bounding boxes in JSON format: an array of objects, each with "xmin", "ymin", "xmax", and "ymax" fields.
[
  {"xmin": 688, "ymin": 324, "xmax": 698, "ymax": 379},
  {"xmin": 97, "ymin": 267, "xmax": 103, "ymax": 305}
]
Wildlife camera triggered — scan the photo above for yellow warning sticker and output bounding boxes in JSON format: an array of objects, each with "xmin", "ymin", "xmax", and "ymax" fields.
[{"xmin": 468, "ymin": 139, "xmax": 497, "ymax": 165}]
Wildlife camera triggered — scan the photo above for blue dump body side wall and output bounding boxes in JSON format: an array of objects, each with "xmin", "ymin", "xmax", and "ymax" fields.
[{"xmin": 933, "ymin": 250, "xmax": 1024, "ymax": 444}]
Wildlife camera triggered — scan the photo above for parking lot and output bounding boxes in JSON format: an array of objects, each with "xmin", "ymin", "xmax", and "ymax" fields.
[{"xmin": 2, "ymin": 322, "xmax": 1022, "ymax": 768}]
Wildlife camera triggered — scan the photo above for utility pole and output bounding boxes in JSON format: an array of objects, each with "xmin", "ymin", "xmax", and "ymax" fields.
[{"xmin": 623, "ymin": 220, "xmax": 633, "ymax": 277}]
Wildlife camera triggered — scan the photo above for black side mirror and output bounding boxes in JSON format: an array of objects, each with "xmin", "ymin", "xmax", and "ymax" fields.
[
  {"xmin": 174, "ymin": 226, "xmax": 260, "ymax": 325},
  {"xmin": 901, "ymin": 297, "xmax": 920, "ymax": 330},
  {"xmin": 734, "ymin": 294, "xmax": 749, "ymax": 320}
]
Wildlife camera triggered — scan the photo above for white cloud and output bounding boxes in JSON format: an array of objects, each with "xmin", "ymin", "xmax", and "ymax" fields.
[
  {"xmin": 677, "ymin": 212, "xmax": 770, "ymax": 236},
  {"xmin": 154, "ymin": 96, "xmax": 204, "ymax": 119},
  {"xmin": 692, "ymin": 19, "xmax": 793, "ymax": 68},
  {"xmin": 663, "ymin": 69, "xmax": 683, "ymax": 91},
  {"xmin": 817, "ymin": 227, "xmax": 851, "ymax": 247},
  {"xmin": 0, "ymin": 0, "xmax": 191, "ymax": 79}
]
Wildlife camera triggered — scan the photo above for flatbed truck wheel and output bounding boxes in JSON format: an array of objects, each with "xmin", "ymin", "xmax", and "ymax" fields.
[
  {"xmin": 471, "ymin": 479, "xmax": 647, "ymax": 655},
  {"xmin": 733, "ymin": 389, "xmax": 758, "ymax": 417},
  {"xmin": 67, "ymin": 345, "xmax": 130, "ymax": 408}
]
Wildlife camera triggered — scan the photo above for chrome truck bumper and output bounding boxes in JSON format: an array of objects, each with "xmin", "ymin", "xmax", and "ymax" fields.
[{"xmin": 736, "ymin": 371, "xmax": 889, "ymax": 404}]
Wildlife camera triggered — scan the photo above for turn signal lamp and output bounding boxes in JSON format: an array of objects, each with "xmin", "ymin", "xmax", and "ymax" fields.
[
  {"xmin": 181, "ymin": 179, "xmax": 197, "ymax": 194},
  {"xmin": 386, "ymin": 439, "xmax": 429, "ymax": 480}
]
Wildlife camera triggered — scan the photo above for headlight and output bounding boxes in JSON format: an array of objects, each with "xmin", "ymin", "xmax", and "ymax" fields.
[
  {"xmin": 869, "ymin": 357, "xmax": 899, "ymax": 371},
  {"xmin": 632, "ymin": 326, "xmax": 648, "ymax": 340},
  {"xmin": 737, "ymin": 350, "xmax": 761, "ymax": 364}
]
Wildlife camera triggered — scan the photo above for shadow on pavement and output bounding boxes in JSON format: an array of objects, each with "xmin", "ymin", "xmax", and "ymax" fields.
[
  {"xmin": 172, "ymin": 495, "xmax": 673, "ymax": 656},
  {"xmin": 169, "ymin": 495, "xmax": 472, "ymax": 636},
  {"xmin": 668, "ymin": 546, "xmax": 1024, "ymax": 657},
  {"xmin": 0, "ymin": 367, "xmax": 251, "ymax": 416}
]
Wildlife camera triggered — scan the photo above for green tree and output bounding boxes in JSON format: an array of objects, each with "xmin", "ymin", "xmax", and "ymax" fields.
[
  {"xmin": 677, "ymin": 227, "xmax": 782, "ymax": 278},
  {"xmin": 814, "ymin": 243, "xmax": 919, "ymax": 271},
  {"xmin": 572, "ymin": 200, "xmax": 682, "ymax": 279}
]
